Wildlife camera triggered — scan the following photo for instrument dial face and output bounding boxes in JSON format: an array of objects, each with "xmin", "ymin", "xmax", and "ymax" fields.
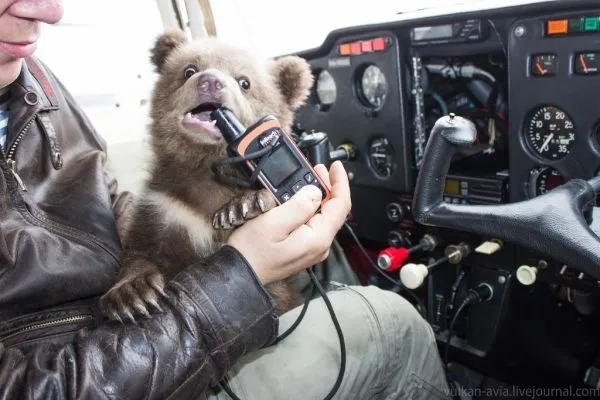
[
  {"xmin": 368, "ymin": 137, "xmax": 395, "ymax": 178},
  {"xmin": 575, "ymin": 52, "xmax": 600, "ymax": 75},
  {"xmin": 315, "ymin": 70, "xmax": 336, "ymax": 106},
  {"xmin": 531, "ymin": 54, "xmax": 558, "ymax": 76},
  {"xmin": 359, "ymin": 65, "xmax": 388, "ymax": 109},
  {"xmin": 524, "ymin": 106, "xmax": 575, "ymax": 160},
  {"xmin": 529, "ymin": 167, "xmax": 565, "ymax": 197}
]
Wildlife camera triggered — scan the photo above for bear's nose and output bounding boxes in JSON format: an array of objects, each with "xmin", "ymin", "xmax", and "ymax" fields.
[{"xmin": 198, "ymin": 73, "xmax": 225, "ymax": 94}]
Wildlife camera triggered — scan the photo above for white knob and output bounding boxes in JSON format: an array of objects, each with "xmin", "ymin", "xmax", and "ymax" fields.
[
  {"xmin": 517, "ymin": 265, "xmax": 537, "ymax": 285},
  {"xmin": 400, "ymin": 263, "xmax": 428, "ymax": 289}
]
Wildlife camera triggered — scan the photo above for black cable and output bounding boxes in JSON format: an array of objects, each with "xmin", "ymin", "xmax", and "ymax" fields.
[
  {"xmin": 487, "ymin": 19, "xmax": 507, "ymax": 58},
  {"xmin": 307, "ymin": 268, "xmax": 346, "ymax": 400},
  {"xmin": 210, "ymin": 144, "xmax": 275, "ymax": 189},
  {"xmin": 447, "ymin": 269, "xmax": 467, "ymax": 317},
  {"xmin": 220, "ymin": 268, "xmax": 346, "ymax": 400},
  {"xmin": 321, "ymin": 258, "xmax": 331, "ymax": 286},
  {"xmin": 427, "ymin": 273, "xmax": 435, "ymax": 324},
  {"xmin": 342, "ymin": 221, "xmax": 427, "ymax": 317},
  {"xmin": 444, "ymin": 298, "xmax": 471, "ymax": 368},
  {"xmin": 220, "ymin": 286, "xmax": 314, "ymax": 400},
  {"xmin": 443, "ymin": 284, "xmax": 493, "ymax": 368},
  {"xmin": 275, "ymin": 282, "xmax": 316, "ymax": 343},
  {"xmin": 221, "ymin": 379, "xmax": 241, "ymax": 400}
]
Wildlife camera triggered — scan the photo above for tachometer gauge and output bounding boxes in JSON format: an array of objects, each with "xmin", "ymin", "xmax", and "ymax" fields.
[
  {"xmin": 368, "ymin": 137, "xmax": 395, "ymax": 178},
  {"xmin": 524, "ymin": 105, "xmax": 575, "ymax": 160},
  {"xmin": 528, "ymin": 167, "xmax": 565, "ymax": 197},
  {"xmin": 359, "ymin": 65, "xmax": 388, "ymax": 109},
  {"xmin": 315, "ymin": 70, "xmax": 336, "ymax": 107}
]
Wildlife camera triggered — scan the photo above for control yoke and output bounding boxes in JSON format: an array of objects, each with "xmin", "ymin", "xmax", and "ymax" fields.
[{"xmin": 412, "ymin": 113, "xmax": 600, "ymax": 279}]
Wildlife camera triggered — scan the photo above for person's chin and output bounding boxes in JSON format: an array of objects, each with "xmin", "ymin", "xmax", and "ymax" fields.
[{"xmin": 0, "ymin": 41, "xmax": 37, "ymax": 59}]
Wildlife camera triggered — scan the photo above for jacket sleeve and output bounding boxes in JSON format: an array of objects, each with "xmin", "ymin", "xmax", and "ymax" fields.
[{"xmin": 0, "ymin": 245, "xmax": 279, "ymax": 399}]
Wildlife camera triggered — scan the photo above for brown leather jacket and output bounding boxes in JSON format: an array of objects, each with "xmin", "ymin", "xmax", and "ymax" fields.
[{"xmin": 0, "ymin": 58, "xmax": 278, "ymax": 399}]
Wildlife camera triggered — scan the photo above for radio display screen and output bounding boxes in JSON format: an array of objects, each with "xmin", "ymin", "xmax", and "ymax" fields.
[
  {"xmin": 444, "ymin": 179, "xmax": 460, "ymax": 195},
  {"xmin": 412, "ymin": 24, "xmax": 454, "ymax": 41}
]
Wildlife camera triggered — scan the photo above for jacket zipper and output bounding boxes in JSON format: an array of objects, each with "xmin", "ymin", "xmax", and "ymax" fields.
[
  {"xmin": 0, "ymin": 314, "xmax": 94, "ymax": 342},
  {"xmin": 5, "ymin": 115, "xmax": 35, "ymax": 191},
  {"xmin": 2, "ymin": 113, "xmax": 120, "ymax": 266}
]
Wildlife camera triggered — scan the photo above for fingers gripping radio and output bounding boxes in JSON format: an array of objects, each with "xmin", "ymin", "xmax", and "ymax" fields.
[{"xmin": 211, "ymin": 107, "xmax": 331, "ymax": 207}]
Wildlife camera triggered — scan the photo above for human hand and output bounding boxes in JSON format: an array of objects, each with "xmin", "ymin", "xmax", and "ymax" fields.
[{"xmin": 227, "ymin": 160, "xmax": 352, "ymax": 285}]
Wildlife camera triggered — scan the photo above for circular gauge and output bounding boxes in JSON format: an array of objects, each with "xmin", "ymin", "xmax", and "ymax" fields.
[
  {"xmin": 359, "ymin": 65, "xmax": 388, "ymax": 109},
  {"xmin": 368, "ymin": 136, "xmax": 395, "ymax": 178},
  {"xmin": 315, "ymin": 70, "xmax": 336, "ymax": 107},
  {"xmin": 528, "ymin": 166, "xmax": 565, "ymax": 197},
  {"xmin": 524, "ymin": 105, "xmax": 575, "ymax": 160}
]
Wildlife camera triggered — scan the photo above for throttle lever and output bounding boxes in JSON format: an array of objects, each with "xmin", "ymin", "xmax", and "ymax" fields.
[{"xmin": 412, "ymin": 114, "xmax": 600, "ymax": 279}]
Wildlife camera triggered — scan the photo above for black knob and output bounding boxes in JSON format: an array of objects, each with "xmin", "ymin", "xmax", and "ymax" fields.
[
  {"xmin": 388, "ymin": 230, "xmax": 412, "ymax": 248},
  {"xmin": 386, "ymin": 202, "xmax": 405, "ymax": 223},
  {"xmin": 298, "ymin": 131, "xmax": 331, "ymax": 166}
]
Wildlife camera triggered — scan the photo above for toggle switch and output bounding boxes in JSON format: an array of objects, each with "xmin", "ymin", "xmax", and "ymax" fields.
[{"xmin": 475, "ymin": 239, "xmax": 503, "ymax": 255}]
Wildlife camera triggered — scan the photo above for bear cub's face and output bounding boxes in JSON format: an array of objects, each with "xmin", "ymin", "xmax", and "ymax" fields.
[{"xmin": 148, "ymin": 29, "xmax": 314, "ymax": 157}]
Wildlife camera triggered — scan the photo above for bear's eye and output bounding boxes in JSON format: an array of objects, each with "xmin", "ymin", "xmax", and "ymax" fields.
[
  {"xmin": 184, "ymin": 66, "xmax": 198, "ymax": 79},
  {"xmin": 237, "ymin": 76, "xmax": 251, "ymax": 91}
]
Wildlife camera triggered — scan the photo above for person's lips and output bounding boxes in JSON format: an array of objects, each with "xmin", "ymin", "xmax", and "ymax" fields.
[{"xmin": 0, "ymin": 41, "xmax": 37, "ymax": 58}]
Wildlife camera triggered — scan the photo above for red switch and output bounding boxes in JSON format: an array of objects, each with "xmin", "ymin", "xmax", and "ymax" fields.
[
  {"xmin": 361, "ymin": 40, "xmax": 373, "ymax": 52},
  {"xmin": 377, "ymin": 247, "xmax": 410, "ymax": 272},
  {"xmin": 372, "ymin": 37, "xmax": 386, "ymax": 51}
]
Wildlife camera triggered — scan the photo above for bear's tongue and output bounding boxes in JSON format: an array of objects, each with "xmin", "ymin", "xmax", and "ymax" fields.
[{"xmin": 183, "ymin": 111, "xmax": 221, "ymax": 139}]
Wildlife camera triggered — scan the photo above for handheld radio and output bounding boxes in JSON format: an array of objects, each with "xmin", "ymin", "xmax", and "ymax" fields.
[{"xmin": 211, "ymin": 107, "xmax": 331, "ymax": 207}]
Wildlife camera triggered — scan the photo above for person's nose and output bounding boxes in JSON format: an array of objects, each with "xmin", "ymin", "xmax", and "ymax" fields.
[{"xmin": 9, "ymin": 0, "xmax": 64, "ymax": 24}]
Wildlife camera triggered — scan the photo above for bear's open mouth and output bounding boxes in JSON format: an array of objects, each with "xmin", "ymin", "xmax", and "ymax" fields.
[
  {"xmin": 182, "ymin": 102, "xmax": 223, "ymax": 139},
  {"xmin": 187, "ymin": 102, "xmax": 221, "ymax": 121}
]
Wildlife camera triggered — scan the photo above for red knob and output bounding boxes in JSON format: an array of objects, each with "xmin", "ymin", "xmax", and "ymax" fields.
[{"xmin": 377, "ymin": 247, "xmax": 410, "ymax": 272}]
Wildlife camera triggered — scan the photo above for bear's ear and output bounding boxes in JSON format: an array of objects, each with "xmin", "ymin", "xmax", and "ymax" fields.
[
  {"xmin": 270, "ymin": 56, "xmax": 314, "ymax": 109},
  {"xmin": 150, "ymin": 29, "xmax": 188, "ymax": 73}
]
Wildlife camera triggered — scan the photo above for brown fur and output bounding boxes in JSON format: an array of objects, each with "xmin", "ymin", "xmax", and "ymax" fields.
[{"xmin": 99, "ymin": 29, "xmax": 314, "ymax": 322}]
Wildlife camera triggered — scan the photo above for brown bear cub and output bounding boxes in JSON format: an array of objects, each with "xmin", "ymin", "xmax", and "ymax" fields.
[{"xmin": 99, "ymin": 29, "xmax": 314, "ymax": 323}]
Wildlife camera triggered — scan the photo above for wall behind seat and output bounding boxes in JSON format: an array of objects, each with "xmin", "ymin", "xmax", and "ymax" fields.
[{"xmin": 33, "ymin": 0, "xmax": 165, "ymax": 195}]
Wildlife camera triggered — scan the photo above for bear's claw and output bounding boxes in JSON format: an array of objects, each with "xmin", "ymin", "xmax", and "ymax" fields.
[
  {"xmin": 99, "ymin": 266, "xmax": 167, "ymax": 324},
  {"xmin": 212, "ymin": 189, "xmax": 277, "ymax": 230}
]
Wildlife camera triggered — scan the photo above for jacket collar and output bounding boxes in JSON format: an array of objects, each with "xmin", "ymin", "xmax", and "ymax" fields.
[
  {"xmin": 6, "ymin": 58, "xmax": 58, "ymax": 152},
  {"xmin": 11, "ymin": 58, "xmax": 56, "ymax": 108}
]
